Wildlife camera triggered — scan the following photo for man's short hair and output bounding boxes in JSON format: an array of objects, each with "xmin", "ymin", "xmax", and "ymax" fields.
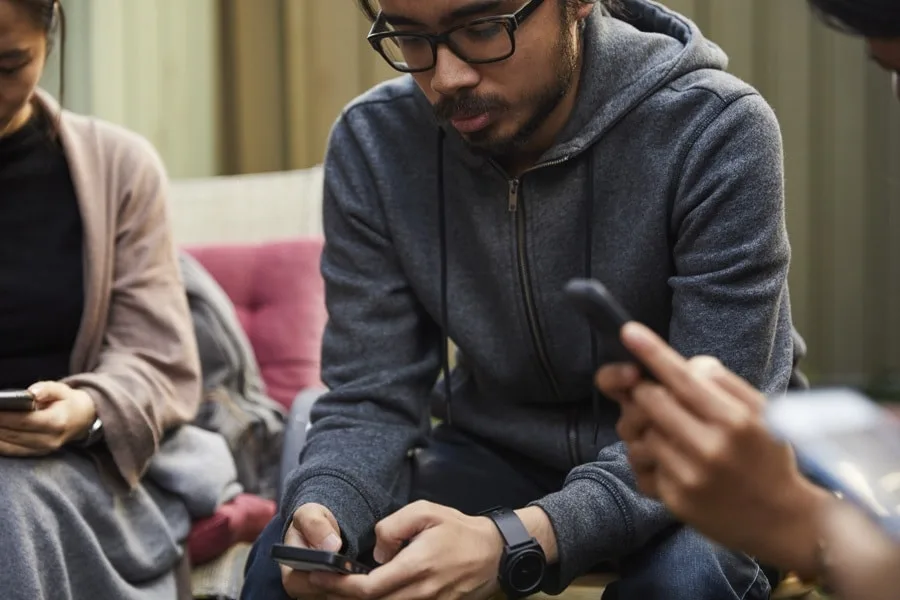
[
  {"xmin": 807, "ymin": 0, "xmax": 900, "ymax": 38},
  {"xmin": 355, "ymin": 0, "xmax": 621, "ymax": 24}
]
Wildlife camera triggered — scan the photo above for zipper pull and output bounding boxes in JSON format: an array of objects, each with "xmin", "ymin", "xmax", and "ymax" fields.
[{"xmin": 508, "ymin": 179, "xmax": 520, "ymax": 212}]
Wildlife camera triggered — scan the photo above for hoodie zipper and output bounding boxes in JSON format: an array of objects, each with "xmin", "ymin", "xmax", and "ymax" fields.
[{"xmin": 507, "ymin": 165, "xmax": 582, "ymax": 467}]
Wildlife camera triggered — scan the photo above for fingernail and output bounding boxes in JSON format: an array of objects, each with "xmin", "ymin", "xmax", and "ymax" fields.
[
  {"xmin": 373, "ymin": 547, "xmax": 386, "ymax": 564},
  {"xmin": 622, "ymin": 322, "xmax": 651, "ymax": 346},
  {"xmin": 320, "ymin": 533, "xmax": 341, "ymax": 552}
]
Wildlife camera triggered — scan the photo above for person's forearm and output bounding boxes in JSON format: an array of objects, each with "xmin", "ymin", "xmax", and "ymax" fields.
[
  {"xmin": 757, "ymin": 479, "xmax": 833, "ymax": 580},
  {"xmin": 516, "ymin": 506, "xmax": 558, "ymax": 564}
]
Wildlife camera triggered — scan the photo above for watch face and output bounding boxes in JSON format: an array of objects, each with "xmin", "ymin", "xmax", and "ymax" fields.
[{"xmin": 508, "ymin": 550, "xmax": 546, "ymax": 593}]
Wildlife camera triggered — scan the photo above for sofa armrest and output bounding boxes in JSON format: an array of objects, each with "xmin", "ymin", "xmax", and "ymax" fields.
[{"xmin": 278, "ymin": 387, "xmax": 328, "ymax": 504}]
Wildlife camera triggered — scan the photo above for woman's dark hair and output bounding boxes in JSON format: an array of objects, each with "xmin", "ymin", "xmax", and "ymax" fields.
[
  {"xmin": 12, "ymin": 0, "xmax": 66, "ymax": 135},
  {"xmin": 355, "ymin": 0, "xmax": 620, "ymax": 23},
  {"xmin": 807, "ymin": 0, "xmax": 900, "ymax": 38}
]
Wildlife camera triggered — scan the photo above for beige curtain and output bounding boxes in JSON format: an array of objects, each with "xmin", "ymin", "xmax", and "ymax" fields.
[
  {"xmin": 219, "ymin": 0, "xmax": 396, "ymax": 174},
  {"xmin": 221, "ymin": 0, "xmax": 900, "ymax": 390}
]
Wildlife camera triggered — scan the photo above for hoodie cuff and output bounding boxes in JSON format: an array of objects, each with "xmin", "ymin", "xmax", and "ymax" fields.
[
  {"xmin": 530, "ymin": 477, "xmax": 633, "ymax": 594},
  {"xmin": 280, "ymin": 473, "xmax": 378, "ymax": 558}
]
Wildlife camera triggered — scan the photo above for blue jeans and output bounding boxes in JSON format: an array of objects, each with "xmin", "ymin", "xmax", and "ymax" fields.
[{"xmin": 242, "ymin": 425, "xmax": 770, "ymax": 599}]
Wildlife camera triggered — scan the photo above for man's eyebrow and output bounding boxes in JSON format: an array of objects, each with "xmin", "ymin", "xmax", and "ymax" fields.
[{"xmin": 383, "ymin": 0, "xmax": 506, "ymax": 28}]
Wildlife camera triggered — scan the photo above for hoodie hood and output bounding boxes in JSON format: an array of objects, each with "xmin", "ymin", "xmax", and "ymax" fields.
[
  {"xmin": 548, "ymin": 0, "xmax": 729, "ymax": 161},
  {"xmin": 433, "ymin": 0, "xmax": 731, "ymax": 166}
]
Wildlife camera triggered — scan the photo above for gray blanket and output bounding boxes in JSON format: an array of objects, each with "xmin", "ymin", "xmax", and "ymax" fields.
[{"xmin": 1, "ymin": 425, "xmax": 240, "ymax": 600}]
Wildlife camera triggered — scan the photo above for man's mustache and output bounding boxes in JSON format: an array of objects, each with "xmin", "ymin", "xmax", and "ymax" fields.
[{"xmin": 433, "ymin": 94, "xmax": 505, "ymax": 121}]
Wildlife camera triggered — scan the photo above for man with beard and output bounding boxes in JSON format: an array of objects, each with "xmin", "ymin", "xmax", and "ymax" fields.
[{"xmin": 241, "ymin": 1, "xmax": 795, "ymax": 599}]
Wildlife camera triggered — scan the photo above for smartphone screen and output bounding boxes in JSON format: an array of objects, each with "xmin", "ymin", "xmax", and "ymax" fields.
[{"xmin": 767, "ymin": 388, "xmax": 900, "ymax": 537}]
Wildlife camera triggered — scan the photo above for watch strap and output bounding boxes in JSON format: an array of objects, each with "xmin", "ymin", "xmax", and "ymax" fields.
[
  {"xmin": 482, "ymin": 507, "xmax": 533, "ymax": 548},
  {"xmin": 75, "ymin": 417, "xmax": 103, "ymax": 448}
]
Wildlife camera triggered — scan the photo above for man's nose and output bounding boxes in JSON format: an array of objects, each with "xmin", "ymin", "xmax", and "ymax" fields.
[{"xmin": 431, "ymin": 46, "xmax": 480, "ymax": 97}]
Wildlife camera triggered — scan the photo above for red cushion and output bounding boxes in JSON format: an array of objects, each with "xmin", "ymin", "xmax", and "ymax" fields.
[
  {"xmin": 187, "ymin": 494, "xmax": 277, "ymax": 566},
  {"xmin": 184, "ymin": 238, "xmax": 327, "ymax": 408}
]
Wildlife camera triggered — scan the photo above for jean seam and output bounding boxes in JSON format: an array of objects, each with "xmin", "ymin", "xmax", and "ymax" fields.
[{"xmin": 735, "ymin": 561, "xmax": 766, "ymax": 600}]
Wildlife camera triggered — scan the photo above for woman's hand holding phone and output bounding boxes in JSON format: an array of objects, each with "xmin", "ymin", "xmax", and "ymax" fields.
[{"xmin": 0, "ymin": 381, "xmax": 96, "ymax": 456}]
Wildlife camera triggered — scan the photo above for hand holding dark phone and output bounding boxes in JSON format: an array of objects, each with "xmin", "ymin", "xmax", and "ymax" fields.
[
  {"xmin": 0, "ymin": 390, "xmax": 36, "ymax": 411},
  {"xmin": 270, "ymin": 544, "xmax": 371, "ymax": 575},
  {"xmin": 563, "ymin": 278, "xmax": 655, "ymax": 379}
]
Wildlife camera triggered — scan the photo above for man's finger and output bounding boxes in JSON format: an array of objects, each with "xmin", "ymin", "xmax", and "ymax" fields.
[
  {"xmin": 644, "ymin": 428, "xmax": 699, "ymax": 515},
  {"xmin": 620, "ymin": 322, "xmax": 750, "ymax": 423},
  {"xmin": 631, "ymin": 383, "xmax": 717, "ymax": 459},
  {"xmin": 595, "ymin": 363, "xmax": 641, "ymax": 403},
  {"xmin": 689, "ymin": 356, "xmax": 766, "ymax": 412},
  {"xmin": 309, "ymin": 549, "xmax": 421, "ymax": 600},
  {"xmin": 616, "ymin": 399, "xmax": 650, "ymax": 443},
  {"xmin": 294, "ymin": 505, "xmax": 342, "ymax": 552},
  {"xmin": 372, "ymin": 501, "xmax": 445, "ymax": 564}
]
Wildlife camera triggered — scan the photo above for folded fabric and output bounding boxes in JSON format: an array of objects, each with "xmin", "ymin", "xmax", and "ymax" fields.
[
  {"xmin": 146, "ymin": 425, "xmax": 243, "ymax": 519},
  {"xmin": 187, "ymin": 493, "xmax": 277, "ymax": 566}
]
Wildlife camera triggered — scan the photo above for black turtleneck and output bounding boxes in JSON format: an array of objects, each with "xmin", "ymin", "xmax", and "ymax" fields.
[{"xmin": 0, "ymin": 107, "xmax": 84, "ymax": 389}]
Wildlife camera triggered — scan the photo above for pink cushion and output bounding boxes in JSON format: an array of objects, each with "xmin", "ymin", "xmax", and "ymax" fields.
[
  {"xmin": 184, "ymin": 238, "xmax": 327, "ymax": 408},
  {"xmin": 187, "ymin": 493, "xmax": 277, "ymax": 566}
]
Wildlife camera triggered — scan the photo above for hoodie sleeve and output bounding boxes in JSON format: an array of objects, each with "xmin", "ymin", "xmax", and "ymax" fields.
[
  {"xmin": 279, "ymin": 113, "xmax": 440, "ymax": 556},
  {"xmin": 533, "ymin": 92, "xmax": 793, "ymax": 591},
  {"xmin": 667, "ymin": 92, "xmax": 794, "ymax": 392}
]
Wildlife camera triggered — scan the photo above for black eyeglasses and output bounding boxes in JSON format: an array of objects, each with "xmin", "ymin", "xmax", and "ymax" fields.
[{"xmin": 367, "ymin": 0, "xmax": 545, "ymax": 73}]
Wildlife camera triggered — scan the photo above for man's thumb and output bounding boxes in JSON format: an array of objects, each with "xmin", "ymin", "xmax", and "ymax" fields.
[{"xmin": 295, "ymin": 505, "xmax": 342, "ymax": 552}]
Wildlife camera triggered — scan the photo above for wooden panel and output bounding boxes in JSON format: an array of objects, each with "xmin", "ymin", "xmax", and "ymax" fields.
[
  {"xmin": 705, "ymin": 0, "xmax": 755, "ymax": 83},
  {"xmin": 227, "ymin": 0, "xmax": 286, "ymax": 174},
  {"xmin": 284, "ymin": 1, "xmax": 313, "ymax": 169},
  {"xmin": 759, "ymin": 0, "xmax": 815, "ymax": 352},
  {"xmin": 51, "ymin": 0, "xmax": 220, "ymax": 177}
]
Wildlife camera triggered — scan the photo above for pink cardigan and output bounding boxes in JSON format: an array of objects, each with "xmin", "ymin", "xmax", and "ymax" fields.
[{"xmin": 33, "ymin": 90, "xmax": 202, "ymax": 487}]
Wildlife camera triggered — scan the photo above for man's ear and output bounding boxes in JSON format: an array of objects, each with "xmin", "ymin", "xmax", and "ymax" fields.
[{"xmin": 576, "ymin": 0, "xmax": 598, "ymax": 21}]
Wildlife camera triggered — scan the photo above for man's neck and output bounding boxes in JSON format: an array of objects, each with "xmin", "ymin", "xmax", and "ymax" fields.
[{"xmin": 503, "ymin": 47, "xmax": 585, "ymax": 176}]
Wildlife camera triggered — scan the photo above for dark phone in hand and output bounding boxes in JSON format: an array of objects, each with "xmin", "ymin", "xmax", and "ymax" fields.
[
  {"xmin": 563, "ymin": 278, "xmax": 654, "ymax": 379},
  {"xmin": 0, "ymin": 390, "xmax": 36, "ymax": 411},
  {"xmin": 270, "ymin": 544, "xmax": 371, "ymax": 575}
]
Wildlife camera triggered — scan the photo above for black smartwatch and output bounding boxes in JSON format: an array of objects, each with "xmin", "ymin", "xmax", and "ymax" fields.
[{"xmin": 481, "ymin": 507, "xmax": 546, "ymax": 599}]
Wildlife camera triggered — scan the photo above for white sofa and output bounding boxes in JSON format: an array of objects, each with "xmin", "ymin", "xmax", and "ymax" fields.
[{"xmin": 167, "ymin": 166, "xmax": 325, "ymax": 245}]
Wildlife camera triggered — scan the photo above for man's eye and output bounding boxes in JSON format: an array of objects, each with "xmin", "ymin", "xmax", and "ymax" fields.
[
  {"xmin": 0, "ymin": 63, "xmax": 27, "ymax": 76},
  {"xmin": 464, "ymin": 22, "xmax": 505, "ymax": 40}
]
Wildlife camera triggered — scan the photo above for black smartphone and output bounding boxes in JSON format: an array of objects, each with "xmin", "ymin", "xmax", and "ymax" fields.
[
  {"xmin": 563, "ymin": 278, "xmax": 653, "ymax": 377},
  {"xmin": 270, "ymin": 544, "xmax": 371, "ymax": 575},
  {"xmin": 0, "ymin": 390, "xmax": 36, "ymax": 411}
]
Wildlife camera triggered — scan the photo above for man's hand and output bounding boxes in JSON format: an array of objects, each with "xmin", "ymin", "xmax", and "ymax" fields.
[
  {"xmin": 596, "ymin": 322, "xmax": 831, "ymax": 572},
  {"xmin": 0, "ymin": 381, "xmax": 97, "ymax": 456},
  {"xmin": 307, "ymin": 500, "xmax": 507, "ymax": 600},
  {"xmin": 281, "ymin": 503, "xmax": 343, "ymax": 598},
  {"xmin": 595, "ymin": 362, "xmax": 657, "ymax": 495}
]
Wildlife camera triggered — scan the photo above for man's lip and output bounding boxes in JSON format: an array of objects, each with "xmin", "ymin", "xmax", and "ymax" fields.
[{"xmin": 450, "ymin": 111, "xmax": 492, "ymax": 134}]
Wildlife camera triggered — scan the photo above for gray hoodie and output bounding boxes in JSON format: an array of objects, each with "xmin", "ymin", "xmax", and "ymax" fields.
[{"xmin": 282, "ymin": 0, "xmax": 795, "ymax": 592}]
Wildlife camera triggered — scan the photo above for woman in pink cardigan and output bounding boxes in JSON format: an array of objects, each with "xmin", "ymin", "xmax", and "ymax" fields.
[{"xmin": 0, "ymin": 0, "xmax": 202, "ymax": 597}]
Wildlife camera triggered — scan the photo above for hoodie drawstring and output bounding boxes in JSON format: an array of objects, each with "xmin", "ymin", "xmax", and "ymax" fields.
[
  {"xmin": 586, "ymin": 148, "xmax": 601, "ymax": 443},
  {"xmin": 436, "ymin": 128, "xmax": 599, "ymax": 442},
  {"xmin": 437, "ymin": 128, "xmax": 453, "ymax": 426}
]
